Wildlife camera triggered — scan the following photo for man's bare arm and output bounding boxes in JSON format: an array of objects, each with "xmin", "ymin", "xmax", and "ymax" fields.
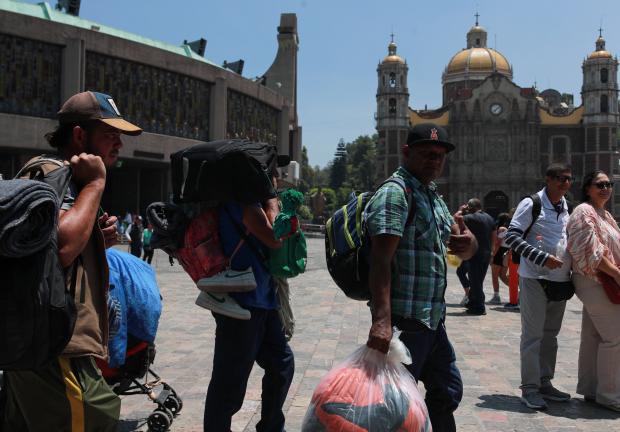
[
  {"xmin": 58, "ymin": 154, "xmax": 107, "ymax": 268},
  {"xmin": 448, "ymin": 214, "xmax": 477, "ymax": 261},
  {"xmin": 58, "ymin": 181, "xmax": 104, "ymax": 267},
  {"xmin": 367, "ymin": 234, "xmax": 400, "ymax": 353}
]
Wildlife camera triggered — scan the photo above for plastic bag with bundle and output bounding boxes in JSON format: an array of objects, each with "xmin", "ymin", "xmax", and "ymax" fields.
[{"xmin": 302, "ymin": 330, "xmax": 431, "ymax": 432}]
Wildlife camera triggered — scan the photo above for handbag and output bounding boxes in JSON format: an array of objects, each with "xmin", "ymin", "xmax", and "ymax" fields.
[
  {"xmin": 596, "ymin": 271, "xmax": 620, "ymax": 304},
  {"xmin": 538, "ymin": 279, "xmax": 575, "ymax": 302}
]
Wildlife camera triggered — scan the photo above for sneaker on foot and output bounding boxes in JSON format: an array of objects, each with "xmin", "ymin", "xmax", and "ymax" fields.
[
  {"xmin": 197, "ymin": 267, "xmax": 256, "ymax": 293},
  {"xmin": 503, "ymin": 302, "xmax": 519, "ymax": 310},
  {"xmin": 540, "ymin": 385, "xmax": 571, "ymax": 402},
  {"xmin": 459, "ymin": 294, "xmax": 469, "ymax": 306},
  {"xmin": 195, "ymin": 291, "xmax": 251, "ymax": 320},
  {"xmin": 465, "ymin": 308, "xmax": 486, "ymax": 316},
  {"xmin": 521, "ymin": 391, "xmax": 548, "ymax": 410},
  {"xmin": 488, "ymin": 294, "xmax": 501, "ymax": 305}
]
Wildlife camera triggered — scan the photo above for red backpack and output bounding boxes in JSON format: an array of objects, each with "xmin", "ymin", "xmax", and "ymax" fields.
[{"xmin": 173, "ymin": 210, "xmax": 228, "ymax": 282}]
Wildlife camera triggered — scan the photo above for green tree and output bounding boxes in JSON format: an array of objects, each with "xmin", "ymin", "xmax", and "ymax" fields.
[
  {"xmin": 298, "ymin": 146, "xmax": 314, "ymax": 193},
  {"xmin": 346, "ymin": 135, "xmax": 376, "ymax": 191},
  {"xmin": 329, "ymin": 139, "xmax": 347, "ymax": 190}
]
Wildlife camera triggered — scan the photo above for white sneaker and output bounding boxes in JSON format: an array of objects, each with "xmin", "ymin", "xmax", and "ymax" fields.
[
  {"xmin": 459, "ymin": 294, "xmax": 469, "ymax": 306},
  {"xmin": 197, "ymin": 267, "xmax": 256, "ymax": 293},
  {"xmin": 195, "ymin": 292, "xmax": 251, "ymax": 320}
]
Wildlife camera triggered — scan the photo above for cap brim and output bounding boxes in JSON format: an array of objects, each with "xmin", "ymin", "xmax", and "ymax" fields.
[
  {"xmin": 409, "ymin": 139, "xmax": 455, "ymax": 152},
  {"xmin": 277, "ymin": 154, "xmax": 291, "ymax": 167},
  {"xmin": 100, "ymin": 118, "xmax": 142, "ymax": 136}
]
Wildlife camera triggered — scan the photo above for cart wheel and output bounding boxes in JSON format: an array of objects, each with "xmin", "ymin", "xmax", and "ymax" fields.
[
  {"xmin": 147, "ymin": 409, "xmax": 171, "ymax": 432},
  {"xmin": 164, "ymin": 394, "xmax": 183, "ymax": 416}
]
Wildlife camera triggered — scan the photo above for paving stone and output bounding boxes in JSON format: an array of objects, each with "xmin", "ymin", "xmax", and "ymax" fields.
[{"xmin": 117, "ymin": 239, "xmax": 620, "ymax": 431}]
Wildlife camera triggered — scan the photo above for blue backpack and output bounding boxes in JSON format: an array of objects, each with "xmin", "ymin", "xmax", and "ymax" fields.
[{"xmin": 324, "ymin": 178, "xmax": 414, "ymax": 301}]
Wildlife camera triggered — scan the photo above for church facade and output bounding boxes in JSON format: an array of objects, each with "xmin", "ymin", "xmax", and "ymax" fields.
[{"xmin": 375, "ymin": 21, "xmax": 620, "ymax": 218}]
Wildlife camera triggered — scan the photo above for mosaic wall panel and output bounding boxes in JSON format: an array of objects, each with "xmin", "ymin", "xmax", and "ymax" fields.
[
  {"xmin": 0, "ymin": 33, "xmax": 62, "ymax": 118},
  {"xmin": 86, "ymin": 52, "xmax": 210, "ymax": 140},
  {"xmin": 227, "ymin": 90, "xmax": 278, "ymax": 146}
]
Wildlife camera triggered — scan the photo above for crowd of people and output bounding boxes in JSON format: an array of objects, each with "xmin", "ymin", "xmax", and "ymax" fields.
[{"xmin": 2, "ymin": 89, "xmax": 619, "ymax": 432}]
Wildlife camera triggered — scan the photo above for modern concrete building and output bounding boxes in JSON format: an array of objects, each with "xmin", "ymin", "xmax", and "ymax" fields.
[
  {"xmin": 0, "ymin": 0, "xmax": 301, "ymax": 215},
  {"xmin": 376, "ymin": 19, "xmax": 620, "ymax": 217}
]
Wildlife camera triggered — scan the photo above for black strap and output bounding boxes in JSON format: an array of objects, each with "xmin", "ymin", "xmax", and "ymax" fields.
[
  {"xmin": 522, "ymin": 194, "xmax": 542, "ymax": 240},
  {"xmin": 222, "ymin": 207, "xmax": 268, "ymax": 266}
]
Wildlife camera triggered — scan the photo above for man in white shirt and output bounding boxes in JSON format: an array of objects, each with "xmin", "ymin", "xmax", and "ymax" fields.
[{"xmin": 505, "ymin": 163, "xmax": 573, "ymax": 410}]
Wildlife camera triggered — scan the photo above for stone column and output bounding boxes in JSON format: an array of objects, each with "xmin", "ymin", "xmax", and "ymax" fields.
[
  {"xmin": 61, "ymin": 38, "xmax": 85, "ymax": 102},
  {"xmin": 209, "ymin": 76, "xmax": 227, "ymax": 140},
  {"xmin": 278, "ymin": 104, "xmax": 289, "ymax": 155}
]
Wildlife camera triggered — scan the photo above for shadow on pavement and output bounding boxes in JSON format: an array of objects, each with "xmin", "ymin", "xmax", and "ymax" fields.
[
  {"xmin": 477, "ymin": 394, "xmax": 620, "ymax": 420},
  {"xmin": 489, "ymin": 306, "xmax": 520, "ymax": 313},
  {"xmin": 118, "ymin": 418, "xmax": 147, "ymax": 432}
]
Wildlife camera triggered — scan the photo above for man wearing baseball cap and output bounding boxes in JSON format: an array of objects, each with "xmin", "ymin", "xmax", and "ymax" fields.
[
  {"xmin": 365, "ymin": 123, "xmax": 477, "ymax": 431},
  {"xmin": 3, "ymin": 91, "xmax": 141, "ymax": 431}
]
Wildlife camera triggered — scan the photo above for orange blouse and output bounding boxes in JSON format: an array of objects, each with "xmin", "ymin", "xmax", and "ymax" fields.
[{"xmin": 567, "ymin": 203, "xmax": 620, "ymax": 279}]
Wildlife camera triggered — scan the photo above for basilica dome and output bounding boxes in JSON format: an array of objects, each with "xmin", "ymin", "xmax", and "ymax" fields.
[
  {"xmin": 446, "ymin": 47, "xmax": 511, "ymax": 75},
  {"xmin": 442, "ymin": 21, "xmax": 513, "ymax": 84}
]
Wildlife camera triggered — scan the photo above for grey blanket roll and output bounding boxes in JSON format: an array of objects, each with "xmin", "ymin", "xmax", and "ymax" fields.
[{"xmin": 0, "ymin": 179, "xmax": 59, "ymax": 258}]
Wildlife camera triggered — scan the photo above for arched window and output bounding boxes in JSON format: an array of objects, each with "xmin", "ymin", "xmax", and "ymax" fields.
[
  {"xmin": 389, "ymin": 98, "xmax": 397, "ymax": 115},
  {"xmin": 382, "ymin": 75, "xmax": 385, "ymax": 86},
  {"xmin": 601, "ymin": 94, "xmax": 609, "ymax": 113},
  {"xmin": 389, "ymin": 73, "xmax": 396, "ymax": 88},
  {"xmin": 601, "ymin": 68, "xmax": 609, "ymax": 83}
]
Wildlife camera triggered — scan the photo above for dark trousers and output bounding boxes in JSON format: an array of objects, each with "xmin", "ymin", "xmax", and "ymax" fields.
[
  {"xmin": 467, "ymin": 254, "xmax": 491, "ymax": 312},
  {"xmin": 393, "ymin": 317, "xmax": 463, "ymax": 432},
  {"xmin": 142, "ymin": 247, "xmax": 154, "ymax": 264},
  {"xmin": 204, "ymin": 308, "xmax": 294, "ymax": 432},
  {"xmin": 456, "ymin": 261, "xmax": 470, "ymax": 289}
]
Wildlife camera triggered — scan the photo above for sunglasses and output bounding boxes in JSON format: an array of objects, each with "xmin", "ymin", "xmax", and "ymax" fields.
[
  {"xmin": 593, "ymin": 181, "xmax": 614, "ymax": 190},
  {"xmin": 554, "ymin": 175, "xmax": 574, "ymax": 183}
]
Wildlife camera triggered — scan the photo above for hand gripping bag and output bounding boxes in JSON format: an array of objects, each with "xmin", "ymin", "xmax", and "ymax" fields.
[{"xmin": 302, "ymin": 330, "xmax": 431, "ymax": 432}]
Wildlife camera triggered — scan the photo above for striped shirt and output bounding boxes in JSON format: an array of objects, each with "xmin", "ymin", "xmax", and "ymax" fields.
[
  {"xmin": 365, "ymin": 167, "xmax": 454, "ymax": 330},
  {"xmin": 505, "ymin": 188, "xmax": 571, "ymax": 281}
]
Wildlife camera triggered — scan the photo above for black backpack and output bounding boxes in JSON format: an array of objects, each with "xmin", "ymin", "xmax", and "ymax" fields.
[
  {"xmin": 0, "ymin": 158, "xmax": 76, "ymax": 370},
  {"xmin": 325, "ymin": 178, "xmax": 415, "ymax": 301},
  {"xmin": 511, "ymin": 194, "xmax": 573, "ymax": 264},
  {"xmin": 170, "ymin": 139, "xmax": 278, "ymax": 205}
]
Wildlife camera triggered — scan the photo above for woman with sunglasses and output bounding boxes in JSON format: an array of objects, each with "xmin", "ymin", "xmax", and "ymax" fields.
[{"xmin": 566, "ymin": 170, "xmax": 620, "ymax": 411}]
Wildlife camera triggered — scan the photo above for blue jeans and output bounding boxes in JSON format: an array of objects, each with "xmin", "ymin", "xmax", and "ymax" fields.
[
  {"xmin": 204, "ymin": 308, "xmax": 294, "ymax": 432},
  {"xmin": 392, "ymin": 317, "xmax": 463, "ymax": 432}
]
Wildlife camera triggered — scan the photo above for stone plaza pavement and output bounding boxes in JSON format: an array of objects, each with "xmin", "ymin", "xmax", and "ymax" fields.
[{"xmin": 118, "ymin": 238, "xmax": 620, "ymax": 431}]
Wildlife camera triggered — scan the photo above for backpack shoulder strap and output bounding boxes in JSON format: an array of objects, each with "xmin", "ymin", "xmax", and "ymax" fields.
[
  {"xmin": 380, "ymin": 177, "xmax": 416, "ymax": 226},
  {"xmin": 522, "ymin": 193, "xmax": 542, "ymax": 239},
  {"xmin": 15, "ymin": 156, "xmax": 66, "ymax": 179}
]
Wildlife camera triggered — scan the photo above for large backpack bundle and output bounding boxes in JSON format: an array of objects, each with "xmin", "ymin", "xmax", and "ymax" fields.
[
  {"xmin": 0, "ymin": 157, "xmax": 76, "ymax": 370},
  {"xmin": 170, "ymin": 139, "xmax": 278, "ymax": 204},
  {"xmin": 325, "ymin": 178, "xmax": 413, "ymax": 301}
]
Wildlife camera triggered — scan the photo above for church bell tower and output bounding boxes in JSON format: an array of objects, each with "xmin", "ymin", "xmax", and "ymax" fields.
[{"xmin": 376, "ymin": 37, "xmax": 410, "ymax": 182}]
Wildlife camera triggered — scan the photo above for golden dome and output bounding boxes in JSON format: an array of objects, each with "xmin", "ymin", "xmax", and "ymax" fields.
[
  {"xmin": 588, "ymin": 35, "xmax": 613, "ymax": 60},
  {"xmin": 446, "ymin": 47, "xmax": 511, "ymax": 75},
  {"xmin": 382, "ymin": 41, "xmax": 404, "ymax": 64}
]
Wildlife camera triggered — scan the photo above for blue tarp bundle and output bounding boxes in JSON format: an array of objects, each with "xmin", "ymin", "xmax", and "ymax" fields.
[{"xmin": 106, "ymin": 249, "xmax": 162, "ymax": 368}]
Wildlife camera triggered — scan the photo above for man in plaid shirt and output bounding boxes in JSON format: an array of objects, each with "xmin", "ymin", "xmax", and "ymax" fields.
[{"xmin": 365, "ymin": 123, "xmax": 477, "ymax": 432}]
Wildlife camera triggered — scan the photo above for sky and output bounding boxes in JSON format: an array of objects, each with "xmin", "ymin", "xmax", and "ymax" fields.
[{"xmin": 22, "ymin": 0, "xmax": 620, "ymax": 167}]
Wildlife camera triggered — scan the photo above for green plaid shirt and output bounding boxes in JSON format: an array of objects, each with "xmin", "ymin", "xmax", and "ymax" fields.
[{"xmin": 365, "ymin": 167, "xmax": 454, "ymax": 330}]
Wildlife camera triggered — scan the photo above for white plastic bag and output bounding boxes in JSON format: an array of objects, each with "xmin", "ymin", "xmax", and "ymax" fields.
[{"xmin": 301, "ymin": 329, "xmax": 431, "ymax": 431}]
